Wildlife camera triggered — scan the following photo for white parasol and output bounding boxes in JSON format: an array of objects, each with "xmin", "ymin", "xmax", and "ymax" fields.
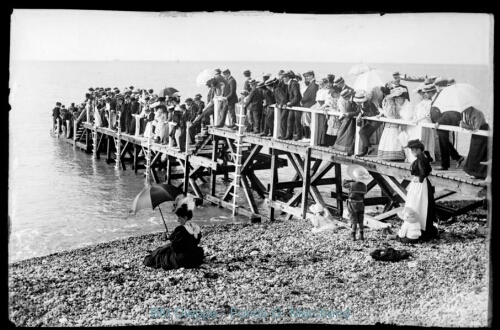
[
  {"xmin": 196, "ymin": 69, "xmax": 214, "ymax": 87},
  {"xmin": 347, "ymin": 63, "xmax": 374, "ymax": 76},
  {"xmin": 352, "ymin": 69, "xmax": 393, "ymax": 92},
  {"xmin": 432, "ymin": 83, "xmax": 482, "ymax": 112}
]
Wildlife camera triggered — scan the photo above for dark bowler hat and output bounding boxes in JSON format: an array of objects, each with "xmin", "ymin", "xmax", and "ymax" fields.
[
  {"xmin": 148, "ymin": 89, "xmax": 154, "ymax": 94},
  {"xmin": 340, "ymin": 88, "xmax": 353, "ymax": 98},
  {"xmin": 214, "ymin": 69, "xmax": 221, "ymax": 74},
  {"xmin": 393, "ymin": 71, "xmax": 400, "ymax": 77},
  {"xmin": 265, "ymin": 77, "xmax": 278, "ymax": 86},
  {"xmin": 194, "ymin": 94, "xmax": 202, "ymax": 99},
  {"xmin": 185, "ymin": 98, "xmax": 193, "ymax": 102},
  {"xmin": 222, "ymin": 69, "xmax": 230, "ymax": 75},
  {"xmin": 282, "ymin": 70, "xmax": 293, "ymax": 77},
  {"xmin": 56, "ymin": 102, "xmax": 62, "ymax": 106},
  {"xmin": 249, "ymin": 79, "xmax": 258, "ymax": 86},
  {"xmin": 243, "ymin": 70, "xmax": 251, "ymax": 75},
  {"xmin": 303, "ymin": 70, "xmax": 315, "ymax": 77},
  {"xmin": 158, "ymin": 96, "xmax": 166, "ymax": 101},
  {"xmin": 105, "ymin": 87, "xmax": 111, "ymax": 91},
  {"xmin": 89, "ymin": 87, "xmax": 95, "ymax": 91},
  {"xmin": 333, "ymin": 76, "xmax": 344, "ymax": 85},
  {"xmin": 129, "ymin": 86, "xmax": 134, "ymax": 90},
  {"xmin": 327, "ymin": 74, "xmax": 336, "ymax": 82}
]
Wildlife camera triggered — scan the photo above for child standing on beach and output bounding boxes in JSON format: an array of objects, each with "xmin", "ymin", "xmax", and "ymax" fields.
[
  {"xmin": 143, "ymin": 195, "xmax": 204, "ymax": 270},
  {"xmin": 343, "ymin": 165, "xmax": 371, "ymax": 241},
  {"xmin": 387, "ymin": 207, "xmax": 422, "ymax": 243}
]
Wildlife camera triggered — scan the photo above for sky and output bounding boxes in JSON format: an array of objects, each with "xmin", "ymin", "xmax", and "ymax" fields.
[{"xmin": 10, "ymin": 11, "xmax": 492, "ymax": 65}]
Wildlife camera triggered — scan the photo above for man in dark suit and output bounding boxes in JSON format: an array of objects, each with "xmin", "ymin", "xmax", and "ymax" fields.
[
  {"xmin": 264, "ymin": 77, "xmax": 287, "ymax": 137},
  {"xmin": 281, "ymin": 70, "xmax": 302, "ymax": 140},
  {"xmin": 300, "ymin": 70, "xmax": 319, "ymax": 142},
  {"xmin": 185, "ymin": 98, "xmax": 199, "ymax": 140},
  {"xmin": 425, "ymin": 83, "xmax": 464, "ymax": 170},
  {"xmin": 244, "ymin": 79, "xmax": 264, "ymax": 133},
  {"xmin": 216, "ymin": 69, "xmax": 237, "ymax": 129},
  {"xmin": 52, "ymin": 102, "xmax": 61, "ymax": 133},
  {"xmin": 243, "ymin": 70, "xmax": 252, "ymax": 93}
]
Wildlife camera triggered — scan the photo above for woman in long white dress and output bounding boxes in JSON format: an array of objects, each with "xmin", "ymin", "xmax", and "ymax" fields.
[
  {"xmin": 396, "ymin": 89, "xmax": 417, "ymax": 162},
  {"xmin": 409, "ymin": 88, "xmax": 435, "ymax": 161},
  {"xmin": 376, "ymin": 89, "xmax": 405, "ymax": 161},
  {"xmin": 153, "ymin": 105, "xmax": 169, "ymax": 144}
]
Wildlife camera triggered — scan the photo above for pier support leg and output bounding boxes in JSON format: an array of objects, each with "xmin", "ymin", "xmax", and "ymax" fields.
[
  {"xmin": 269, "ymin": 148, "xmax": 278, "ymax": 221},
  {"xmin": 301, "ymin": 148, "xmax": 312, "ymax": 219},
  {"xmin": 335, "ymin": 163, "xmax": 343, "ymax": 216}
]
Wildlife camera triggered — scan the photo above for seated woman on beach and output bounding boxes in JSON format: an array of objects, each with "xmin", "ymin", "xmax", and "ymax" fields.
[{"xmin": 143, "ymin": 195, "xmax": 204, "ymax": 270}]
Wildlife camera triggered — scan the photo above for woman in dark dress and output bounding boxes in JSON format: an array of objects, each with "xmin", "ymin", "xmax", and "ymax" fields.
[
  {"xmin": 404, "ymin": 139, "xmax": 438, "ymax": 241},
  {"xmin": 460, "ymin": 107, "xmax": 489, "ymax": 180},
  {"xmin": 143, "ymin": 196, "xmax": 204, "ymax": 270},
  {"xmin": 332, "ymin": 88, "xmax": 357, "ymax": 155}
]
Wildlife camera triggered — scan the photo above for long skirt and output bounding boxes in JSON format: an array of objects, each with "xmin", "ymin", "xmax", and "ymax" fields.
[
  {"xmin": 377, "ymin": 125, "xmax": 405, "ymax": 161},
  {"xmin": 143, "ymin": 122, "xmax": 153, "ymax": 138},
  {"xmin": 464, "ymin": 132, "xmax": 488, "ymax": 179},
  {"xmin": 155, "ymin": 121, "xmax": 169, "ymax": 142},
  {"xmin": 316, "ymin": 113, "xmax": 329, "ymax": 146},
  {"xmin": 398, "ymin": 125, "xmax": 418, "ymax": 162},
  {"xmin": 333, "ymin": 117, "xmax": 357, "ymax": 154},
  {"xmin": 94, "ymin": 109, "xmax": 103, "ymax": 127},
  {"xmin": 405, "ymin": 177, "xmax": 437, "ymax": 240}
]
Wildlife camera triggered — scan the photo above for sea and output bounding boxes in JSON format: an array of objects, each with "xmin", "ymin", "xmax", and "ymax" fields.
[{"xmin": 8, "ymin": 61, "xmax": 492, "ymax": 263}]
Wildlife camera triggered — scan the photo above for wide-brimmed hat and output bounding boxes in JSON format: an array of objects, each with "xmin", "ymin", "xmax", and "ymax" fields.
[
  {"xmin": 397, "ymin": 207, "xmax": 420, "ymax": 224},
  {"xmin": 309, "ymin": 203, "xmax": 324, "ymax": 214},
  {"xmin": 353, "ymin": 90, "xmax": 367, "ymax": 103},
  {"xmin": 386, "ymin": 87, "xmax": 406, "ymax": 98},
  {"xmin": 265, "ymin": 77, "xmax": 278, "ymax": 86},
  {"xmin": 282, "ymin": 70, "xmax": 293, "ymax": 77},
  {"xmin": 421, "ymin": 83, "xmax": 437, "ymax": 93},
  {"xmin": 333, "ymin": 76, "xmax": 344, "ymax": 86},
  {"xmin": 404, "ymin": 139, "xmax": 425, "ymax": 150},
  {"xmin": 346, "ymin": 165, "xmax": 372, "ymax": 184},
  {"xmin": 173, "ymin": 195, "xmax": 196, "ymax": 213}
]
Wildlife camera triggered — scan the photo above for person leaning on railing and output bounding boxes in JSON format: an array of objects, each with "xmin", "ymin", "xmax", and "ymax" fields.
[
  {"xmin": 279, "ymin": 70, "xmax": 302, "ymax": 140},
  {"xmin": 426, "ymin": 83, "xmax": 465, "ymax": 171},
  {"xmin": 243, "ymin": 79, "xmax": 264, "ymax": 134},
  {"xmin": 353, "ymin": 90, "xmax": 382, "ymax": 157},
  {"xmin": 460, "ymin": 107, "xmax": 489, "ymax": 180},
  {"xmin": 264, "ymin": 77, "xmax": 287, "ymax": 137}
]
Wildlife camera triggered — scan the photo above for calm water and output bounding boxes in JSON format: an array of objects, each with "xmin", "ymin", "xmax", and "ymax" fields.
[{"xmin": 8, "ymin": 61, "xmax": 492, "ymax": 263}]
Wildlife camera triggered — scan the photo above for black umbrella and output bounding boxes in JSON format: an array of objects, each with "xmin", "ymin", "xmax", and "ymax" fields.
[
  {"xmin": 158, "ymin": 87, "xmax": 179, "ymax": 98},
  {"xmin": 130, "ymin": 183, "xmax": 184, "ymax": 233}
]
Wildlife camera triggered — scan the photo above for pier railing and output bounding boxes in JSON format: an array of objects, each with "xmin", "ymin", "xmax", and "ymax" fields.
[{"xmin": 270, "ymin": 104, "xmax": 490, "ymax": 154}]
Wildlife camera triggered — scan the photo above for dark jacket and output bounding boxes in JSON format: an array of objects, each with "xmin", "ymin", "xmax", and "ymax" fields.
[
  {"xmin": 263, "ymin": 89, "xmax": 275, "ymax": 107},
  {"xmin": 301, "ymin": 81, "xmax": 319, "ymax": 108},
  {"xmin": 245, "ymin": 88, "xmax": 264, "ymax": 112},
  {"xmin": 286, "ymin": 80, "xmax": 302, "ymax": 107},
  {"xmin": 343, "ymin": 180, "xmax": 367, "ymax": 202},
  {"xmin": 130, "ymin": 101, "xmax": 141, "ymax": 115},
  {"xmin": 411, "ymin": 152, "xmax": 432, "ymax": 183},
  {"xmin": 430, "ymin": 107, "xmax": 461, "ymax": 126},
  {"xmin": 52, "ymin": 106, "xmax": 60, "ymax": 118},
  {"xmin": 223, "ymin": 76, "xmax": 238, "ymax": 105},
  {"xmin": 357, "ymin": 101, "xmax": 379, "ymax": 117},
  {"xmin": 187, "ymin": 103, "xmax": 199, "ymax": 121},
  {"xmin": 273, "ymin": 86, "xmax": 288, "ymax": 108},
  {"xmin": 195, "ymin": 101, "xmax": 205, "ymax": 114},
  {"xmin": 243, "ymin": 78, "xmax": 252, "ymax": 93}
]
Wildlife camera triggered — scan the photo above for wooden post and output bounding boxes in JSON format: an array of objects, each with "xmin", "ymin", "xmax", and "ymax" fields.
[
  {"xmin": 86, "ymin": 104, "xmax": 90, "ymax": 124},
  {"xmin": 134, "ymin": 114, "xmax": 141, "ymax": 137},
  {"xmin": 183, "ymin": 158, "xmax": 190, "ymax": 196},
  {"xmin": 66, "ymin": 120, "xmax": 71, "ymax": 138},
  {"xmin": 115, "ymin": 112, "xmax": 121, "ymax": 169},
  {"xmin": 166, "ymin": 156, "xmax": 172, "ymax": 184},
  {"xmin": 334, "ymin": 163, "xmax": 343, "ymax": 216},
  {"xmin": 214, "ymin": 98, "xmax": 221, "ymax": 127},
  {"xmin": 91, "ymin": 124, "xmax": 98, "ymax": 159},
  {"xmin": 309, "ymin": 109, "xmax": 318, "ymax": 147},
  {"xmin": 273, "ymin": 105, "xmax": 281, "ymax": 139},
  {"xmin": 354, "ymin": 119, "xmax": 362, "ymax": 155},
  {"xmin": 185, "ymin": 121, "xmax": 192, "ymax": 153},
  {"xmin": 301, "ymin": 148, "xmax": 312, "ymax": 219},
  {"xmin": 269, "ymin": 147, "xmax": 279, "ymax": 221},
  {"xmin": 73, "ymin": 120, "xmax": 77, "ymax": 146},
  {"xmin": 211, "ymin": 136, "xmax": 218, "ymax": 200},
  {"xmin": 106, "ymin": 135, "xmax": 112, "ymax": 162},
  {"xmin": 145, "ymin": 135, "xmax": 152, "ymax": 184}
]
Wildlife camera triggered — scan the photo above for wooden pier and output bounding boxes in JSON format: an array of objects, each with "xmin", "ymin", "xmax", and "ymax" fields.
[{"xmin": 52, "ymin": 101, "xmax": 490, "ymax": 225}]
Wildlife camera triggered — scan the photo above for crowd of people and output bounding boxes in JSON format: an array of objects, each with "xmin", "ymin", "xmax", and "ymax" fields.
[{"xmin": 51, "ymin": 69, "xmax": 489, "ymax": 180}]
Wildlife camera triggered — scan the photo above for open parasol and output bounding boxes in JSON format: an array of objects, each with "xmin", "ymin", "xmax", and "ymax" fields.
[
  {"xmin": 130, "ymin": 183, "xmax": 184, "ymax": 233},
  {"xmin": 432, "ymin": 83, "xmax": 482, "ymax": 113},
  {"xmin": 347, "ymin": 63, "xmax": 374, "ymax": 76},
  {"xmin": 196, "ymin": 69, "xmax": 214, "ymax": 87},
  {"xmin": 351, "ymin": 69, "xmax": 393, "ymax": 92},
  {"xmin": 158, "ymin": 87, "xmax": 179, "ymax": 98}
]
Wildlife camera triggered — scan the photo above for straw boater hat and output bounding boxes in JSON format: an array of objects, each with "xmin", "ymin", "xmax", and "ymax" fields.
[
  {"xmin": 353, "ymin": 90, "xmax": 368, "ymax": 103},
  {"xmin": 303, "ymin": 70, "xmax": 315, "ymax": 77},
  {"xmin": 346, "ymin": 165, "xmax": 372, "ymax": 184},
  {"xmin": 309, "ymin": 203, "xmax": 324, "ymax": 215},
  {"xmin": 397, "ymin": 207, "xmax": 420, "ymax": 224},
  {"xmin": 265, "ymin": 77, "xmax": 278, "ymax": 86},
  {"xmin": 413, "ymin": 83, "xmax": 425, "ymax": 94},
  {"xmin": 333, "ymin": 76, "xmax": 344, "ymax": 86},
  {"xmin": 340, "ymin": 88, "xmax": 353, "ymax": 98}
]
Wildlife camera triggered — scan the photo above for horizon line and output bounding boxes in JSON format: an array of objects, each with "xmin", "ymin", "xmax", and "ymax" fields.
[{"xmin": 10, "ymin": 59, "xmax": 490, "ymax": 66}]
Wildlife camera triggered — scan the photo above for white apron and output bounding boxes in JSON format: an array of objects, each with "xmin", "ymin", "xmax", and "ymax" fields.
[{"xmin": 405, "ymin": 178, "xmax": 429, "ymax": 231}]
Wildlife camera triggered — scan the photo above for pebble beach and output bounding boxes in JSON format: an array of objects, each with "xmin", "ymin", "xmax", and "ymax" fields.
[{"xmin": 8, "ymin": 201, "xmax": 489, "ymax": 327}]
